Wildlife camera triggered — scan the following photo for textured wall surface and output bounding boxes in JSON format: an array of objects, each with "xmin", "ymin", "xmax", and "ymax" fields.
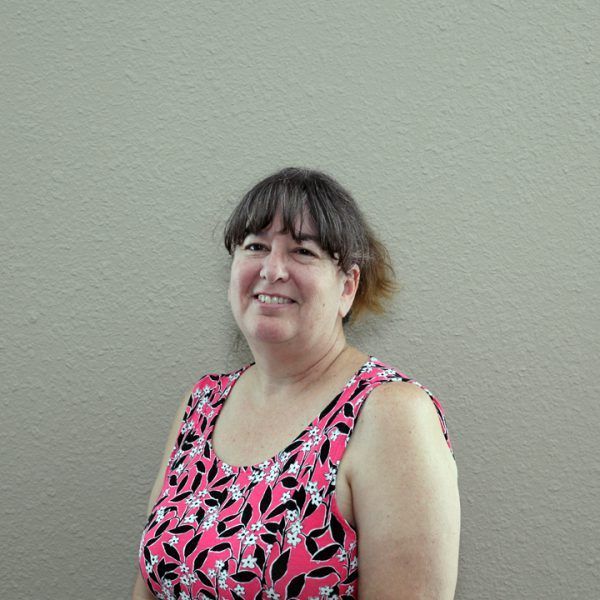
[{"xmin": 1, "ymin": 1, "xmax": 599, "ymax": 598}]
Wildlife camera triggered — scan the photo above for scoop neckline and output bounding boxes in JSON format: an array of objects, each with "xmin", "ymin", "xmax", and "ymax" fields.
[{"xmin": 207, "ymin": 355, "xmax": 377, "ymax": 472}]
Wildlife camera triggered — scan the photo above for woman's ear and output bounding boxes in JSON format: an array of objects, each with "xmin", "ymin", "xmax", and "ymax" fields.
[{"xmin": 340, "ymin": 264, "xmax": 360, "ymax": 319}]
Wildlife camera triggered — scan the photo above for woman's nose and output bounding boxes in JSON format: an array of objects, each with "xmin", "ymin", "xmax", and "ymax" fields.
[{"xmin": 260, "ymin": 249, "xmax": 289, "ymax": 282}]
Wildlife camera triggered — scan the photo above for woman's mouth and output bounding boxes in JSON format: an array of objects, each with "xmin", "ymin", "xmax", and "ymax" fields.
[{"xmin": 255, "ymin": 294, "xmax": 294, "ymax": 305}]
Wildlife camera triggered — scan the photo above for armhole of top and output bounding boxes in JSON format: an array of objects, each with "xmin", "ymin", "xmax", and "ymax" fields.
[{"xmin": 348, "ymin": 377, "xmax": 454, "ymax": 458}]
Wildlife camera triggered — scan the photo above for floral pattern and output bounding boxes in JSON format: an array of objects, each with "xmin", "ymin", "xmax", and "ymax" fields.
[{"xmin": 138, "ymin": 357, "xmax": 452, "ymax": 599}]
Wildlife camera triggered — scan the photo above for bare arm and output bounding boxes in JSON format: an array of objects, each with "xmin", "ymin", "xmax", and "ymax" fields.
[
  {"xmin": 350, "ymin": 382, "xmax": 460, "ymax": 599},
  {"xmin": 131, "ymin": 387, "xmax": 194, "ymax": 600}
]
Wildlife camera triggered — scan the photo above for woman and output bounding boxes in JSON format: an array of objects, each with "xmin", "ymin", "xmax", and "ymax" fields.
[{"xmin": 133, "ymin": 167, "xmax": 460, "ymax": 599}]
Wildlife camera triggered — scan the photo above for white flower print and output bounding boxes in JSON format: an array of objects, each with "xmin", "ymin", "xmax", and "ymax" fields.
[
  {"xmin": 237, "ymin": 528, "xmax": 247, "ymax": 540},
  {"xmin": 241, "ymin": 555, "xmax": 258, "ymax": 568},
  {"xmin": 265, "ymin": 588, "xmax": 280, "ymax": 599},
  {"xmin": 156, "ymin": 507, "xmax": 165, "ymax": 522},
  {"xmin": 215, "ymin": 560, "xmax": 225, "ymax": 569},
  {"xmin": 286, "ymin": 508, "xmax": 299, "ymax": 521},
  {"xmin": 309, "ymin": 425, "xmax": 319, "ymax": 438},
  {"xmin": 233, "ymin": 585, "xmax": 245, "ymax": 596},
  {"xmin": 286, "ymin": 531, "xmax": 301, "ymax": 547},
  {"xmin": 329, "ymin": 428, "xmax": 340, "ymax": 441},
  {"xmin": 281, "ymin": 491, "xmax": 291, "ymax": 502},
  {"xmin": 319, "ymin": 586, "xmax": 333, "ymax": 597},
  {"xmin": 306, "ymin": 481, "xmax": 318, "ymax": 494},
  {"xmin": 302, "ymin": 440, "xmax": 312, "ymax": 452},
  {"xmin": 183, "ymin": 515, "xmax": 196, "ymax": 524},
  {"xmin": 250, "ymin": 521, "xmax": 263, "ymax": 531},
  {"xmin": 249, "ymin": 469, "xmax": 265, "ymax": 484},
  {"xmin": 288, "ymin": 462, "xmax": 300, "ymax": 475},
  {"xmin": 244, "ymin": 533, "xmax": 257, "ymax": 545},
  {"xmin": 324, "ymin": 467, "xmax": 337, "ymax": 485},
  {"xmin": 168, "ymin": 535, "xmax": 179, "ymax": 545},
  {"xmin": 311, "ymin": 491, "xmax": 323, "ymax": 505}
]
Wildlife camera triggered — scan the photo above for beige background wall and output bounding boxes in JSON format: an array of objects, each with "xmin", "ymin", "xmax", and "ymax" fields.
[{"xmin": 2, "ymin": 2, "xmax": 598, "ymax": 598}]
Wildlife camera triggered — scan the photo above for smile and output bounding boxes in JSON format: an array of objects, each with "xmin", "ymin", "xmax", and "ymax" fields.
[{"xmin": 255, "ymin": 294, "xmax": 294, "ymax": 305}]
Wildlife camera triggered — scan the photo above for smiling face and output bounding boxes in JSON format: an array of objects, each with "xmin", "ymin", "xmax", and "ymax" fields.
[{"xmin": 228, "ymin": 211, "xmax": 359, "ymax": 351}]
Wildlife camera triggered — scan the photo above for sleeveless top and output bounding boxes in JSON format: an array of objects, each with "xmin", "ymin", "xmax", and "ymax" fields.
[{"xmin": 138, "ymin": 357, "xmax": 452, "ymax": 600}]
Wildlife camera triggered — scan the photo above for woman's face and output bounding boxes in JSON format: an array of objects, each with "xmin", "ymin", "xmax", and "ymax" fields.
[{"xmin": 228, "ymin": 211, "xmax": 359, "ymax": 351}]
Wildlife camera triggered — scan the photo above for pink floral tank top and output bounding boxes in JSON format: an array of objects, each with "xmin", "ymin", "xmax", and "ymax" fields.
[{"xmin": 138, "ymin": 357, "xmax": 452, "ymax": 599}]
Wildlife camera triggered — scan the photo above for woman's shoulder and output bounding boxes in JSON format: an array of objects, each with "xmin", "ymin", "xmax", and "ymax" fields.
[{"xmin": 353, "ymin": 357, "xmax": 454, "ymax": 455}]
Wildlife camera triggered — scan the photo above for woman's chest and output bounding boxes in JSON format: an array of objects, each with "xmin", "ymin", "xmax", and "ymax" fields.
[{"xmin": 140, "ymin": 419, "xmax": 359, "ymax": 599}]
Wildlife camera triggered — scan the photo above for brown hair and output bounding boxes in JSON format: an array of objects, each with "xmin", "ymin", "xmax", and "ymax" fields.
[{"xmin": 224, "ymin": 167, "xmax": 397, "ymax": 322}]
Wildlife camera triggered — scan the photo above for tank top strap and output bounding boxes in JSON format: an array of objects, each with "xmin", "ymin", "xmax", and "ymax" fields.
[{"xmin": 311, "ymin": 356, "xmax": 453, "ymax": 469}]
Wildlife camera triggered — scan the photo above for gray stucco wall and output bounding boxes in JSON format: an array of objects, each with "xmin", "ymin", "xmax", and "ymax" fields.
[{"xmin": 1, "ymin": 2, "xmax": 598, "ymax": 598}]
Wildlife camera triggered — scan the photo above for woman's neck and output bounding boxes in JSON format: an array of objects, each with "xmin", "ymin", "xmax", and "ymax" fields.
[{"xmin": 244, "ymin": 334, "xmax": 361, "ymax": 408}]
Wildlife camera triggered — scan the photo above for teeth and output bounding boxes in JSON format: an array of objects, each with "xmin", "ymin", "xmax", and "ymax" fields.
[{"xmin": 257, "ymin": 294, "xmax": 292, "ymax": 304}]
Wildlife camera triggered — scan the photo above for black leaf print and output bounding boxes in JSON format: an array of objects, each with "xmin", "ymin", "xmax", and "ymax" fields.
[
  {"xmin": 308, "ymin": 566, "xmax": 337, "ymax": 578},
  {"xmin": 207, "ymin": 459, "xmax": 219, "ymax": 482},
  {"xmin": 194, "ymin": 460, "xmax": 206, "ymax": 474},
  {"xmin": 336, "ymin": 422, "xmax": 350, "ymax": 434},
  {"xmin": 221, "ymin": 513, "xmax": 237, "ymax": 524},
  {"xmin": 217, "ymin": 521, "xmax": 226, "ymax": 535},
  {"xmin": 231, "ymin": 570, "xmax": 260, "ymax": 582},
  {"xmin": 221, "ymin": 524, "xmax": 244, "ymax": 538},
  {"xmin": 343, "ymin": 570, "xmax": 358, "ymax": 584},
  {"xmin": 210, "ymin": 489, "xmax": 228, "ymax": 503},
  {"xmin": 319, "ymin": 394, "xmax": 340, "ymax": 420},
  {"xmin": 193, "ymin": 548, "xmax": 209, "ymax": 571},
  {"xmin": 213, "ymin": 474, "xmax": 235, "ymax": 487},
  {"xmin": 286, "ymin": 573, "xmax": 306, "ymax": 597},
  {"xmin": 266, "ymin": 504, "xmax": 287, "ymax": 520},
  {"xmin": 265, "ymin": 522, "xmax": 280, "ymax": 534},
  {"xmin": 329, "ymin": 513, "xmax": 346, "ymax": 546},
  {"xmin": 312, "ymin": 544, "xmax": 339, "ymax": 561},
  {"xmin": 319, "ymin": 439, "xmax": 330, "ymax": 464},
  {"xmin": 203, "ymin": 441, "xmax": 211, "ymax": 459},
  {"xmin": 241, "ymin": 503, "xmax": 253, "ymax": 526},
  {"xmin": 254, "ymin": 544, "xmax": 266, "ymax": 570},
  {"xmin": 343, "ymin": 402, "xmax": 354, "ymax": 418},
  {"xmin": 163, "ymin": 570, "xmax": 178, "ymax": 580},
  {"xmin": 212, "ymin": 542, "xmax": 231, "ymax": 552},
  {"xmin": 197, "ymin": 571, "xmax": 213, "ymax": 587},
  {"xmin": 283, "ymin": 453, "xmax": 298, "ymax": 471},
  {"xmin": 281, "ymin": 476, "xmax": 297, "ymax": 488},
  {"xmin": 271, "ymin": 548, "xmax": 291, "ymax": 583},
  {"xmin": 222, "ymin": 496, "xmax": 237, "ymax": 511},
  {"xmin": 306, "ymin": 536, "xmax": 318, "ymax": 556},
  {"xmin": 191, "ymin": 472, "xmax": 203, "ymax": 490},
  {"xmin": 177, "ymin": 474, "xmax": 189, "ymax": 493},
  {"xmin": 171, "ymin": 525, "xmax": 194, "ymax": 534},
  {"xmin": 260, "ymin": 533, "xmax": 277, "ymax": 545},
  {"xmin": 143, "ymin": 545, "xmax": 152, "ymax": 564},
  {"xmin": 293, "ymin": 486, "xmax": 306, "ymax": 510},
  {"xmin": 308, "ymin": 525, "xmax": 328, "ymax": 538},
  {"xmin": 157, "ymin": 560, "xmax": 177, "ymax": 578},
  {"xmin": 303, "ymin": 500, "xmax": 318, "ymax": 519},
  {"xmin": 173, "ymin": 582, "xmax": 181, "ymax": 597},
  {"xmin": 259, "ymin": 486, "xmax": 272, "ymax": 514},
  {"xmin": 184, "ymin": 534, "xmax": 200, "ymax": 557},
  {"xmin": 155, "ymin": 520, "xmax": 171, "ymax": 538},
  {"xmin": 285, "ymin": 439, "xmax": 303, "ymax": 453},
  {"xmin": 171, "ymin": 490, "xmax": 193, "ymax": 503},
  {"xmin": 231, "ymin": 591, "xmax": 244, "ymax": 600},
  {"xmin": 163, "ymin": 542, "xmax": 180, "ymax": 562},
  {"xmin": 169, "ymin": 474, "xmax": 178, "ymax": 486},
  {"xmin": 205, "ymin": 497, "xmax": 219, "ymax": 507}
]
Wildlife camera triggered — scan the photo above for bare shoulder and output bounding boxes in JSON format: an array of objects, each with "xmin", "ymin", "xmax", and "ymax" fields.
[
  {"xmin": 349, "ymin": 380, "xmax": 455, "ymax": 474},
  {"xmin": 348, "ymin": 381, "xmax": 460, "ymax": 598}
]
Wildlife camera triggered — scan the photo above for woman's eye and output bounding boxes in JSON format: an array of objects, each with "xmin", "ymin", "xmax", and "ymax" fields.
[
  {"xmin": 245, "ymin": 243, "xmax": 266, "ymax": 251},
  {"xmin": 295, "ymin": 247, "xmax": 316, "ymax": 257}
]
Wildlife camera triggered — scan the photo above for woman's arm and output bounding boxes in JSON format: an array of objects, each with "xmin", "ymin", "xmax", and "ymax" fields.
[
  {"xmin": 131, "ymin": 387, "xmax": 194, "ymax": 600},
  {"xmin": 349, "ymin": 381, "xmax": 460, "ymax": 599}
]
